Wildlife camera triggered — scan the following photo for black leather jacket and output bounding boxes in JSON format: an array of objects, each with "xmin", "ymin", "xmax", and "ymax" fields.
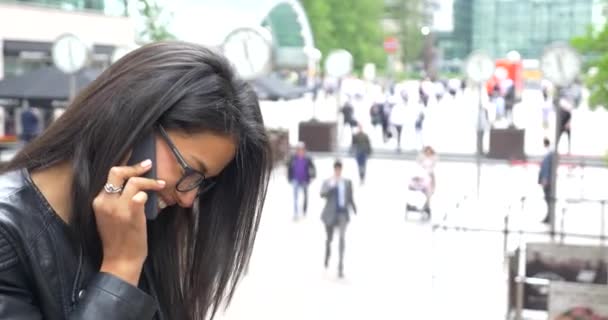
[{"xmin": 0, "ymin": 169, "xmax": 161, "ymax": 319}]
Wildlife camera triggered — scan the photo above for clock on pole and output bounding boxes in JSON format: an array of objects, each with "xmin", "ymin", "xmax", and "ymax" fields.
[
  {"xmin": 465, "ymin": 51, "xmax": 494, "ymax": 84},
  {"xmin": 540, "ymin": 43, "xmax": 581, "ymax": 231},
  {"xmin": 52, "ymin": 33, "xmax": 91, "ymax": 74},
  {"xmin": 222, "ymin": 27, "xmax": 273, "ymax": 80},
  {"xmin": 540, "ymin": 43, "xmax": 581, "ymax": 88},
  {"xmin": 464, "ymin": 51, "xmax": 495, "ymax": 198},
  {"xmin": 52, "ymin": 33, "xmax": 92, "ymax": 100}
]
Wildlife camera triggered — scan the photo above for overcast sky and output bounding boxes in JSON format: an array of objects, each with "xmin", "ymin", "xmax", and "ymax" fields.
[{"xmin": 146, "ymin": 0, "xmax": 456, "ymax": 46}]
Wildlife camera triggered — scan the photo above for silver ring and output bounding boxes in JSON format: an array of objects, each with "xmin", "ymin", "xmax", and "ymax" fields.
[{"xmin": 104, "ymin": 183, "xmax": 123, "ymax": 194}]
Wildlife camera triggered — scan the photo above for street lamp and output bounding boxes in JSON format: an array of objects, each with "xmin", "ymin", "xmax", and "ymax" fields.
[
  {"xmin": 421, "ymin": 26, "xmax": 436, "ymax": 79},
  {"xmin": 421, "ymin": 26, "xmax": 431, "ymax": 36}
]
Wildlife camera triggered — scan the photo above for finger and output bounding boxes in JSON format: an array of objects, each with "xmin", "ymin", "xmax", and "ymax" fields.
[
  {"xmin": 121, "ymin": 177, "xmax": 166, "ymax": 200},
  {"xmin": 106, "ymin": 159, "xmax": 153, "ymax": 187},
  {"xmin": 129, "ymin": 191, "xmax": 148, "ymax": 216}
]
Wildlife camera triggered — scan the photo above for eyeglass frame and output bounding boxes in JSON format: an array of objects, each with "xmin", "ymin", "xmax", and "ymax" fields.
[{"xmin": 157, "ymin": 125, "xmax": 217, "ymax": 194}]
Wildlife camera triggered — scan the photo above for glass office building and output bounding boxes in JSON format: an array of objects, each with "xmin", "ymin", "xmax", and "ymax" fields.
[
  {"xmin": 473, "ymin": 0, "xmax": 593, "ymax": 59},
  {"xmin": 439, "ymin": 0, "xmax": 596, "ymax": 60},
  {"xmin": 436, "ymin": 0, "xmax": 473, "ymax": 62}
]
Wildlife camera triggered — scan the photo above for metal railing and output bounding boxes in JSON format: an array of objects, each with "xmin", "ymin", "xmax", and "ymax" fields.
[{"xmin": 429, "ymin": 196, "xmax": 608, "ymax": 320}]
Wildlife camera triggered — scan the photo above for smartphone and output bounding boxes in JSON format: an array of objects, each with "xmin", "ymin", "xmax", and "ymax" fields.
[{"xmin": 126, "ymin": 131, "xmax": 159, "ymax": 220}]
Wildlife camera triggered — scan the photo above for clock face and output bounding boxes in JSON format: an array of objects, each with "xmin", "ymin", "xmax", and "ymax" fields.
[
  {"xmin": 541, "ymin": 45, "xmax": 581, "ymax": 87},
  {"xmin": 52, "ymin": 34, "xmax": 90, "ymax": 74},
  {"xmin": 222, "ymin": 28, "xmax": 272, "ymax": 80},
  {"xmin": 465, "ymin": 52, "xmax": 494, "ymax": 83}
]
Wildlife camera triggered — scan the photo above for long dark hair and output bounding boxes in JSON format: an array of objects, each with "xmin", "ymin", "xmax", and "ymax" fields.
[{"xmin": 3, "ymin": 41, "xmax": 271, "ymax": 320}]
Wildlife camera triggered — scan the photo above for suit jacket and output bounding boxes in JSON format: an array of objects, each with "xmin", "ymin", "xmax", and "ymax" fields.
[
  {"xmin": 320, "ymin": 178, "xmax": 356, "ymax": 226},
  {"xmin": 538, "ymin": 151, "xmax": 554, "ymax": 187}
]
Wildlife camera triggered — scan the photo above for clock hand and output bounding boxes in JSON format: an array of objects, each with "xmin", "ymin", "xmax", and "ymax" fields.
[
  {"xmin": 556, "ymin": 52, "xmax": 565, "ymax": 83},
  {"xmin": 68, "ymin": 41, "xmax": 75, "ymax": 71}
]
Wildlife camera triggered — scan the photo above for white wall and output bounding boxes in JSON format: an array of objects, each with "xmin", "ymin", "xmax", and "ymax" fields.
[{"xmin": 0, "ymin": 3, "xmax": 135, "ymax": 45}]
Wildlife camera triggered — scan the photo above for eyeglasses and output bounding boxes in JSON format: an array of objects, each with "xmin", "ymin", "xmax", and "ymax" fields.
[{"xmin": 157, "ymin": 125, "xmax": 217, "ymax": 194}]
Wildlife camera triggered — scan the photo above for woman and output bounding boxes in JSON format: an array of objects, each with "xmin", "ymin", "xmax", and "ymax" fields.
[
  {"xmin": 416, "ymin": 146, "xmax": 438, "ymax": 214},
  {"xmin": 0, "ymin": 42, "xmax": 272, "ymax": 320}
]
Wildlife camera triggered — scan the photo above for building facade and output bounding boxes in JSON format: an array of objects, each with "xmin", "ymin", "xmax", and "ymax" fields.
[
  {"xmin": 0, "ymin": 0, "xmax": 136, "ymax": 80},
  {"xmin": 436, "ymin": 0, "xmax": 472, "ymax": 62}
]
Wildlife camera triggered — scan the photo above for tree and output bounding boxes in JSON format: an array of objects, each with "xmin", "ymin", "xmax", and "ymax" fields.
[
  {"xmin": 386, "ymin": 0, "xmax": 426, "ymax": 68},
  {"xmin": 137, "ymin": 0, "xmax": 175, "ymax": 43},
  {"xmin": 301, "ymin": 0, "xmax": 386, "ymax": 72},
  {"xmin": 571, "ymin": 2, "xmax": 608, "ymax": 110},
  {"xmin": 299, "ymin": 0, "xmax": 334, "ymax": 58}
]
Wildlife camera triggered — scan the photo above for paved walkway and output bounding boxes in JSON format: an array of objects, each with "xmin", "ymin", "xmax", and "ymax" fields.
[{"xmin": 217, "ymin": 157, "xmax": 608, "ymax": 320}]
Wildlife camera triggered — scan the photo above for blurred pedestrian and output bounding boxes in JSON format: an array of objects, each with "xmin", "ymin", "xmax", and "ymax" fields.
[
  {"xmin": 321, "ymin": 160, "xmax": 357, "ymax": 278},
  {"xmin": 492, "ymin": 86, "xmax": 506, "ymax": 121},
  {"xmin": 538, "ymin": 138, "xmax": 553, "ymax": 224},
  {"xmin": 380, "ymin": 95, "xmax": 393, "ymax": 142},
  {"xmin": 390, "ymin": 92, "xmax": 407, "ymax": 152},
  {"xmin": 416, "ymin": 146, "xmax": 438, "ymax": 215},
  {"xmin": 340, "ymin": 96, "xmax": 357, "ymax": 128},
  {"xmin": 503, "ymin": 79, "xmax": 516, "ymax": 125},
  {"xmin": 287, "ymin": 142, "xmax": 316, "ymax": 220},
  {"xmin": 414, "ymin": 99, "xmax": 426, "ymax": 150},
  {"xmin": 417, "ymin": 146, "xmax": 438, "ymax": 193},
  {"xmin": 19, "ymin": 102, "xmax": 40, "ymax": 144},
  {"xmin": 557, "ymin": 97, "xmax": 573, "ymax": 154},
  {"xmin": 351, "ymin": 124, "xmax": 372, "ymax": 184}
]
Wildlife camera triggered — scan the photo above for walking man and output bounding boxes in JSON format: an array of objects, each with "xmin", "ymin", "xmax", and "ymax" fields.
[
  {"xmin": 287, "ymin": 142, "xmax": 316, "ymax": 220},
  {"xmin": 321, "ymin": 160, "xmax": 357, "ymax": 278}
]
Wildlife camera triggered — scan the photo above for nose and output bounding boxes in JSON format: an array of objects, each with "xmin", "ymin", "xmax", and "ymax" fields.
[{"xmin": 176, "ymin": 188, "xmax": 199, "ymax": 208}]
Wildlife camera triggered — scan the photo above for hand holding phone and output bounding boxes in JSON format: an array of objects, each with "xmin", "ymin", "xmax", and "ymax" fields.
[{"xmin": 93, "ymin": 158, "xmax": 165, "ymax": 286}]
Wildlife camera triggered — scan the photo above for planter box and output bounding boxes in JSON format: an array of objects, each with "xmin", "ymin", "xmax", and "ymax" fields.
[
  {"xmin": 488, "ymin": 128, "xmax": 526, "ymax": 161},
  {"xmin": 298, "ymin": 121, "xmax": 337, "ymax": 152}
]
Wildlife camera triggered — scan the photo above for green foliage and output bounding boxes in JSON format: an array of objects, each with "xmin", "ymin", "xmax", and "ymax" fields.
[
  {"xmin": 571, "ymin": 3, "xmax": 608, "ymax": 110},
  {"xmin": 386, "ymin": 0, "xmax": 425, "ymax": 65},
  {"xmin": 137, "ymin": 0, "xmax": 175, "ymax": 43},
  {"xmin": 301, "ymin": 0, "xmax": 386, "ymax": 72}
]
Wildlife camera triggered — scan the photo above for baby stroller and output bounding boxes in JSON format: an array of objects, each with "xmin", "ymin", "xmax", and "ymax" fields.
[{"xmin": 405, "ymin": 167, "xmax": 432, "ymax": 220}]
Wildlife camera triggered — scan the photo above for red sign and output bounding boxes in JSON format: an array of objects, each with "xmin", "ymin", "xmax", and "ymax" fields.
[{"xmin": 383, "ymin": 37, "xmax": 398, "ymax": 54}]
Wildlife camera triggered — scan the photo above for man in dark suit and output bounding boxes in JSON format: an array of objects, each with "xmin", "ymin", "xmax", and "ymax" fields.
[{"xmin": 321, "ymin": 160, "xmax": 356, "ymax": 278}]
